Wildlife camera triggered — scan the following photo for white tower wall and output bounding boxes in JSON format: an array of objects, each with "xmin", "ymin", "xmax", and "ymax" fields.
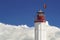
[{"xmin": 35, "ymin": 22, "xmax": 47, "ymax": 40}]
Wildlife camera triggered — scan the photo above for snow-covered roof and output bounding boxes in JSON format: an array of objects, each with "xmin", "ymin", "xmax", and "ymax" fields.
[{"xmin": 38, "ymin": 9, "xmax": 43, "ymax": 12}]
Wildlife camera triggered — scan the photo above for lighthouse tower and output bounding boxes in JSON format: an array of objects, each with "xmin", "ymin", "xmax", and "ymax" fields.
[{"xmin": 34, "ymin": 10, "xmax": 47, "ymax": 40}]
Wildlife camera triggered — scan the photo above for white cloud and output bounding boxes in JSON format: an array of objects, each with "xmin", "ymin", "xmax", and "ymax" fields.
[{"xmin": 0, "ymin": 22, "xmax": 60, "ymax": 40}]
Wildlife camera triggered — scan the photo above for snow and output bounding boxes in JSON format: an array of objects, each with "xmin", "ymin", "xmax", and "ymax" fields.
[
  {"xmin": 0, "ymin": 21, "xmax": 60, "ymax": 40},
  {"xmin": 38, "ymin": 9, "xmax": 43, "ymax": 12}
]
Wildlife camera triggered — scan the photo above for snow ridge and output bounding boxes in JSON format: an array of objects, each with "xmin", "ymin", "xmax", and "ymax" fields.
[{"xmin": 0, "ymin": 22, "xmax": 60, "ymax": 40}]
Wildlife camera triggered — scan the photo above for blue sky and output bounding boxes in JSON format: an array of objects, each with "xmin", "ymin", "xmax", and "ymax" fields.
[{"xmin": 0, "ymin": 0, "xmax": 60, "ymax": 27}]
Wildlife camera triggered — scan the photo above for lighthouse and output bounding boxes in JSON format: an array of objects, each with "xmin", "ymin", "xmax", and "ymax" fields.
[{"xmin": 34, "ymin": 10, "xmax": 47, "ymax": 40}]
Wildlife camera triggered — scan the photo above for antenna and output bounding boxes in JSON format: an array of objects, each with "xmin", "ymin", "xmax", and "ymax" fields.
[
  {"xmin": 43, "ymin": 0, "xmax": 47, "ymax": 10},
  {"xmin": 43, "ymin": 3, "xmax": 47, "ymax": 10},
  {"xmin": 40, "ymin": 0, "xmax": 47, "ymax": 10}
]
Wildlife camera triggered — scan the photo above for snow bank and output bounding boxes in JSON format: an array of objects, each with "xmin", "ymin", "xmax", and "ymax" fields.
[{"xmin": 0, "ymin": 21, "xmax": 60, "ymax": 40}]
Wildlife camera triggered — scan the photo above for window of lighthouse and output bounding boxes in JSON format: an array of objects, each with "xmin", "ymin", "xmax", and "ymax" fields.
[{"xmin": 39, "ymin": 14, "xmax": 44, "ymax": 16}]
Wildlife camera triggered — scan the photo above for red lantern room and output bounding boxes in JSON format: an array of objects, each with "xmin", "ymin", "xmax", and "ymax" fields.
[{"xmin": 34, "ymin": 10, "xmax": 46, "ymax": 22}]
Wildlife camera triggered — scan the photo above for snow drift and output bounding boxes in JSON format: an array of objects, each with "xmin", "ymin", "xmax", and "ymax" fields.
[{"xmin": 0, "ymin": 21, "xmax": 60, "ymax": 40}]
